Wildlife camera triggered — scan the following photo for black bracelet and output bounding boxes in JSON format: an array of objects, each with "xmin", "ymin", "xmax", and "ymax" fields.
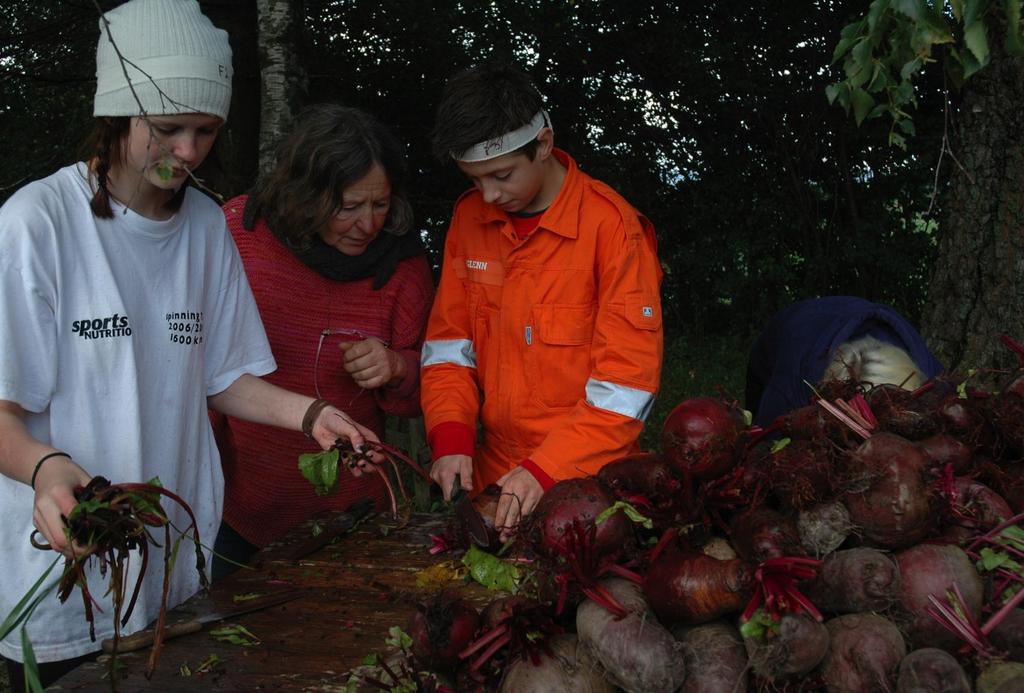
[{"xmin": 31, "ymin": 452, "xmax": 72, "ymax": 489}]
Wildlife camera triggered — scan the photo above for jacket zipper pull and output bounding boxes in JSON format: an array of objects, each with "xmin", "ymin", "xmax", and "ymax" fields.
[{"xmin": 525, "ymin": 325, "xmax": 533, "ymax": 346}]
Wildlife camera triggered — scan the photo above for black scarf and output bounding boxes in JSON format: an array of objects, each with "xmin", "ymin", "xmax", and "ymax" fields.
[{"xmin": 242, "ymin": 195, "xmax": 425, "ymax": 289}]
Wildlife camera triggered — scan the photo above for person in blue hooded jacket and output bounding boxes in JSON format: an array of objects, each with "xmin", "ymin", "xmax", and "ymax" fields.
[{"xmin": 745, "ymin": 296, "xmax": 944, "ymax": 427}]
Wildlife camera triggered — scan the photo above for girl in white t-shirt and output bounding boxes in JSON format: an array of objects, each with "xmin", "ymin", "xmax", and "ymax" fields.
[{"xmin": 0, "ymin": 1, "xmax": 378, "ymax": 688}]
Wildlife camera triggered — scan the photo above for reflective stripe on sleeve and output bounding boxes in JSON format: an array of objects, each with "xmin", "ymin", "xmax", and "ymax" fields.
[
  {"xmin": 421, "ymin": 339, "xmax": 478, "ymax": 369},
  {"xmin": 585, "ymin": 378, "xmax": 655, "ymax": 421}
]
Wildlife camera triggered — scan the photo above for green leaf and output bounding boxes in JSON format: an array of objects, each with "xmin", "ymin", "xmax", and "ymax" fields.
[
  {"xmin": 825, "ymin": 83, "xmax": 842, "ymax": 104},
  {"xmin": 0, "ymin": 557, "xmax": 61, "ymax": 641},
  {"xmin": 156, "ymin": 159, "xmax": 174, "ymax": 183},
  {"xmin": 1007, "ymin": 0, "xmax": 1024, "ymax": 55},
  {"xmin": 894, "ymin": 0, "xmax": 926, "ymax": 19},
  {"xmin": 386, "ymin": 625, "xmax": 413, "ymax": 650},
  {"xmin": 867, "ymin": 0, "xmax": 892, "ymax": 30},
  {"xmin": 739, "ymin": 608, "xmax": 780, "ymax": 639},
  {"xmin": 362, "ymin": 653, "xmax": 379, "ymax": 666},
  {"xmin": 298, "ymin": 448, "xmax": 341, "ymax": 496},
  {"xmin": 977, "ymin": 547, "xmax": 1021, "ymax": 572},
  {"xmin": 900, "ymin": 56, "xmax": 924, "ymax": 80},
  {"xmin": 898, "ymin": 117, "xmax": 917, "ymax": 135},
  {"xmin": 210, "ymin": 624, "xmax": 260, "ymax": 646},
  {"xmin": 596, "ymin": 501, "xmax": 654, "ymax": 529},
  {"xmin": 848, "ymin": 37, "xmax": 874, "ymax": 82},
  {"xmin": 851, "ymin": 87, "xmax": 875, "ymax": 125},
  {"xmin": 963, "ymin": 20, "xmax": 991, "ymax": 67},
  {"xmin": 462, "ymin": 544, "xmax": 523, "ymax": 592},
  {"xmin": 770, "ymin": 437, "xmax": 792, "ymax": 454},
  {"xmin": 21, "ymin": 628, "xmax": 43, "ymax": 693}
]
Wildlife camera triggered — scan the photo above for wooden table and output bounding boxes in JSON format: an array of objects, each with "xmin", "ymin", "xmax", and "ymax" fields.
[{"xmin": 50, "ymin": 512, "xmax": 491, "ymax": 691}]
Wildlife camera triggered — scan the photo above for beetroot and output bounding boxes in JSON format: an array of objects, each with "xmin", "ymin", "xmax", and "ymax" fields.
[
  {"xmin": 895, "ymin": 544, "xmax": 984, "ymax": 652},
  {"xmin": 742, "ymin": 612, "xmax": 829, "ymax": 681},
  {"xmin": 805, "ymin": 547, "xmax": 900, "ymax": 614},
  {"xmin": 528, "ymin": 477, "xmax": 633, "ymax": 560},
  {"xmin": 778, "ymin": 402, "xmax": 858, "ymax": 446},
  {"xmin": 767, "ymin": 438, "xmax": 836, "ymax": 509},
  {"xmin": 867, "ymin": 384, "xmax": 939, "ymax": 440},
  {"xmin": 596, "ymin": 452, "xmax": 683, "ymax": 528},
  {"xmin": 820, "ymin": 613, "xmax": 907, "ymax": 692},
  {"xmin": 643, "ymin": 547, "xmax": 753, "ymax": 626},
  {"xmin": 797, "ymin": 501, "xmax": 853, "ymax": 557},
  {"xmin": 729, "ymin": 506, "xmax": 804, "ymax": 562},
  {"xmin": 843, "ymin": 432, "xmax": 934, "ymax": 549},
  {"xmin": 988, "ymin": 391, "xmax": 1024, "ymax": 454},
  {"xmin": 917, "ymin": 434, "xmax": 973, "ymax": 474},
  {"xmin": 661, "ymin": 397, "xmax": 747, "ymax": 480},
  {"xmin": 989, "ymin": 608, "xmax": 1024, "ymax": 662},
  {"xmin": 674, "ymin": 620, "xmax": 748, "ymax": 693},
  {"xmin": 945, "ymin": 477, "xmax": 1012, "ymax": 533},
  {"xmin": 977, "ymin": 661, "xmax": 1024, "ymax": 693},
  {"xmin": 575, "ymin": 578, "xmax": 686, "ymax": 693},
  {"xmin": 897, "ymin": 648, "xmax": 972, "ymax": 693},
  {"xmin": 407, "ymin": 592, "xmax": 481, "ymax": 671},
  {"xmin": 497, "ymin": 634, "xmax": 614, "ymax": 693}
]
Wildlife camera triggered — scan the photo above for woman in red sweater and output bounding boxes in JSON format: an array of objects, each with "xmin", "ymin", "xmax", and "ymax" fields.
[{"xmin": 213, "ymin": 105, "xmax": 434, "ymax": 579}]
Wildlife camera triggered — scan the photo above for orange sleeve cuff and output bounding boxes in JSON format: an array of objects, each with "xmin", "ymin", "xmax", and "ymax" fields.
[
  {"xmin": 520, "ymin": 458, "xmax": 557, "ymax": 491},
  {"xmin": 427, "ymin": 421, "xmax": 475, "ymax": 460}
]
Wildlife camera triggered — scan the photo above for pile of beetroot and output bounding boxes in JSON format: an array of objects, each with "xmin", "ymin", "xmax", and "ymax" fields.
[{"xmin": 373, "ymin": 337, "xmax": 1024, "ymax": 692}]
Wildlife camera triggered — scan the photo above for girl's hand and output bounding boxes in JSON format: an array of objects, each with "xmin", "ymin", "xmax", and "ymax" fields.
[
  {"xmin": 32, "ymin": 456, "xmax": 91, "ymax": 556},
  {"xmin": 339, "ymin": 338, "xmax": 406, "ymax": 389},
  {"xmin": 310, "ymin": 404, "xmax": 385, "ymax": 472}
]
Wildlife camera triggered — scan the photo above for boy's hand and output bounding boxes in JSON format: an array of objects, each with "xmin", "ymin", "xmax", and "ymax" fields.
[
  {"xmin": 494, "ymin": 466, "xmax": 544, "ymax": 543},
  {"xmin": 431, "ymin": 454, "xmax": 473, "ymax": 500}
]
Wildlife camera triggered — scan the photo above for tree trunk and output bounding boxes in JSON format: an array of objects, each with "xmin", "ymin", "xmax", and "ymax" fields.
[
  {"xmin": 256, "ymin": 0, "xmax": 308, "ymax": 180},
  {"xmin": 921, "ymin": 37, "xmax": 1024, "ymax": 378},
  {"xmin": 200, "ymin": 0, "xmax": 261, "ymax": 199}
]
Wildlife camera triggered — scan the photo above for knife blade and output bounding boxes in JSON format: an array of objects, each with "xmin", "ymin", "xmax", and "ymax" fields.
[
  {"xmin": 100, "ymin": 589, "xmax": 303, "ymax": 654},
  {"xmin": 280, "ymin": 496, "xmax": 374, "ymax": 562},
  {"xmin": 456, "ymin": 494, "xmax": 491, "ymax": 548}
]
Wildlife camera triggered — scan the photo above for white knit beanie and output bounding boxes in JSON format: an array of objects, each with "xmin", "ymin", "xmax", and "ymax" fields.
[{"xmin": 94, "ymin": 0, "xmax": 233, "ymax": 121}]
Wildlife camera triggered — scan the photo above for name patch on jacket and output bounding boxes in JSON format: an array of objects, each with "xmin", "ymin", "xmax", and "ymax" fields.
[{"xmin": 457, "ymin": 256, "xmax": 504, "ymax": 286}]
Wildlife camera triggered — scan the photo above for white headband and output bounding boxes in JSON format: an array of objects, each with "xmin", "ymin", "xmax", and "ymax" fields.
[{"xmin": 454, "ymin": 110, "xmax": 551, "ymax": 162}]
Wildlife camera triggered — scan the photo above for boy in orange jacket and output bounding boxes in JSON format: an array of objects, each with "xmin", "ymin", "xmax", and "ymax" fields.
[{"xmin": 422, "ymin": 62, "xmax": 664, "ymax": 541}]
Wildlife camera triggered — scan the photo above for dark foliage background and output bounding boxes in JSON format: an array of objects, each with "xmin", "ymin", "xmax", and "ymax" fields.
[{"xmin": 0, "ymin": 0, "xmax": 951, "ymax": 343}]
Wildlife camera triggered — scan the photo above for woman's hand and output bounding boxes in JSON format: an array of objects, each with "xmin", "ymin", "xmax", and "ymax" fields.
[
  {"xmin": 339, "ymin": 338, "xmax": 406, "ymax": 389},
  {"xmin": 32, "ymin": 455, "xmax": 92, "ymax": 556}
]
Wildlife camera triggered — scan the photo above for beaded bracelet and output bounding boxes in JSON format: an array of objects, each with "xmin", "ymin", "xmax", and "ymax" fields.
[
  {"xmin": 302, "ymin": 399, "xmax": 332, "ymax": 439},
  {"xmin": 31, "ymin": 452, "xmax": 72, "ymax": 489}
]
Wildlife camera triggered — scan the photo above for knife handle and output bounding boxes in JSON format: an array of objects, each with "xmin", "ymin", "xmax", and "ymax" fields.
[{"xmin": 101, "ymin": 619, "xmax": 203, "ymax": 654}]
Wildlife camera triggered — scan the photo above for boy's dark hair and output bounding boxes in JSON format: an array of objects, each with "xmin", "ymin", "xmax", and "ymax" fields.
[
  {"xmin": 430, "ymin": 62, "xmax": 546, "ymax": 162},
  {"xmin": 253, "ymin": 104, "xmax": 413, "ymax": 249}
]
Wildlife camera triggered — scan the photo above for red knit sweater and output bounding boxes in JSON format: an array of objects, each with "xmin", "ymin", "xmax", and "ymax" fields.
[{"xmin": 216, "ymin": 195, "xmax": 435, "ymax": 546}]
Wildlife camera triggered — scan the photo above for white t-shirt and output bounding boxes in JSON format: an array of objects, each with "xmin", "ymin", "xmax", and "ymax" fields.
[{"xmin": 0, "ymin": 163, "xmax": 276, "ymax": 662}]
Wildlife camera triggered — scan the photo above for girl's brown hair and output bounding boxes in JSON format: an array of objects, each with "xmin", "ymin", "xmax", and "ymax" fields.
[
  {"xmin": 86, "ymin": 117, "xmax": 186, "ymax": 218},
  {"xmin": 252, "ymin": 105, "xmax": 413, "ymax": 248}
]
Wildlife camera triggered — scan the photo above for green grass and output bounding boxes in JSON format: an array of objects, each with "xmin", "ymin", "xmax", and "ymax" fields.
[{"xmin": 640, "ymin": 332, "xmax": 750, "ymax": 451}]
